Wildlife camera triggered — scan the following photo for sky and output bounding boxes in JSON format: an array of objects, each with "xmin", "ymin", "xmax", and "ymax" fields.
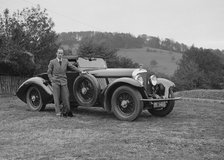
[{"xmin": 1, "ymin": 0, "xmax": 224, "ymax": 50}]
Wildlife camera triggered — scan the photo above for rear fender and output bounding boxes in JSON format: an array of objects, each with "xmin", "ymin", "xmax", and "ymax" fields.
[
  {"xmin": 103, "ymin": 77, "xmax": 144, "ymax": 112},
  {"xmin": 16, "ymin": 77, "xmax": 53, "ymax": 104},
  {"xmin": 157, "ymin": 78, "xmax": 175, "ymax": 98}
]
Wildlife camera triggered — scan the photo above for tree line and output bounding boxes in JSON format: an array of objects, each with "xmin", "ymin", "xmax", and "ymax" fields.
[{"xmin": 58, "ymin": 31, "xmax": 189, "ymax": 53}]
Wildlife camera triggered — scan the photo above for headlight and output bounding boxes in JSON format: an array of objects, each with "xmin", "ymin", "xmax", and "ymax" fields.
[
  {"xmin": 134, "ymin": 74, "xmax": 144, "ymax": 85},
  {"xmin": 150, "ymin": 75, "xmax": 157, "ymax": 86}
]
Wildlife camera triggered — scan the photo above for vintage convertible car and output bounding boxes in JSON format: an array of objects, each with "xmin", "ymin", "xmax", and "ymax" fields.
[{"xmin": 16, "ymin": 56, "xmax": 181, "ymax": 121}]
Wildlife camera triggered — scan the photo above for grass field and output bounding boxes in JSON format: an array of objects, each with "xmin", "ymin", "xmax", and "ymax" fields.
[
  {"xmin": 116, "ymin": 47, "xmax": 182, "ymax": 76},
  {"xmin": 0, "ymin": 93, "xmax": 223, "ymax": 160},
  {"xmin": 175, "ymin": 89, "xmax": 224, "ymax": 100}
]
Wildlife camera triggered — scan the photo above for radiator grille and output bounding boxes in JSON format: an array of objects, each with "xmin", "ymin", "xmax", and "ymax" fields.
[{"xmin": 139, "ymin": 72, "xmax": 150, "ymax": 94}]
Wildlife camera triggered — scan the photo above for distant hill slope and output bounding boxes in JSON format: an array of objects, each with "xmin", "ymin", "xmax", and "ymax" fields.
[{"xmin": 116, "ymin": 47, "xmax": 182, "ymax": 76}]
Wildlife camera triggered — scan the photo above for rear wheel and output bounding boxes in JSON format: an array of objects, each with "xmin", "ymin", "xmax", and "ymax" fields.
[
  {"xmin": 26, "ymin": 86, "xmax": 45, "ymax": 111},
  {"xmin": 148, "ymin": 89, "xmax": 175, "ymax": 117},
  {"xmin": 111, "ymin": 86, "xmax": 143, "ymax": 121}
]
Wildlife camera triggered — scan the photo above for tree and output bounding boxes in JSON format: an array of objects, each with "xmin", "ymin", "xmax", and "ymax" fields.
[
  {"xmin": 111, "ymin": 56, "xmax": 139, "ymax": 68},
  {"xmin": 161, "ymin": 38, "xmax": 175, "ymax": 51},
  {"xmin": 78, "ymin": 36, "xmax": 117, "ymax": 67},
  {"xmin": 0, "ymin": 5, "xmax": 59, "ymax": 75},
  {"xmin": 150, "ymin": 59, "xmax": 158, "ymax": 67},
  {"xmin": 173, "ymin": 46, "xmax": 224, "ymax": 90},
  {"xmin": 173, "ymin": 59, "xmax": 207, "ymax": 90},
  {"xmin": 147, "ymin": 36, "xmax": 161, "ymax": 48}
]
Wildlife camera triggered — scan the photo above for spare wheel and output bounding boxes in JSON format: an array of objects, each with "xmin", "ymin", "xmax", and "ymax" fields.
[{"xmin": 73, "ymin": 74, "xmax": 100, "ymax": 107}]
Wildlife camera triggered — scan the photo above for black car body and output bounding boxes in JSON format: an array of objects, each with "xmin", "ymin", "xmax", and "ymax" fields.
[{"xmin": 16, "ymin": 57, "xmax": 181, "ymax": 121}]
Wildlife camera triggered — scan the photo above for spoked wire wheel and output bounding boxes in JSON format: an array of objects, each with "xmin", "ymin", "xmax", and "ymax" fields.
[
  {"xmin": 26, "ymin": 86, "xmax": 45, "ymax": 111},
  {"xmin": 78, "ymin": 79, "xmax": 94, "ymax": 102},
  {"xmin": 148, "ymin": 88, "xmax": 175, "ymax": 117},
  {"xmin": 73, "ymin": 74, "xmax": 100, "ymax": 107},
  {"xmin": 112, "ymin": 86, "xmax": 143, "ymax": 121}
]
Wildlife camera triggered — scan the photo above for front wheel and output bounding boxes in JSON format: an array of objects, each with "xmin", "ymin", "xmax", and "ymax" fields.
[
  {"xmin": 111, "ymin": 86, "xmax": 143, "ymax": 121},
  {"xmin": 26, "ymin": 86, "xmax": 45, "ymax": 111},
  {"xmin": 148, "ymin": 88, "xmax": 175, "ymax": 117}
]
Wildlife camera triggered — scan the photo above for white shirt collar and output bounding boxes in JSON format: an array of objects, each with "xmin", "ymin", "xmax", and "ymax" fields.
[{"xmin": 57, "ymin": 57, "xmax": 62, "ymax": 62}]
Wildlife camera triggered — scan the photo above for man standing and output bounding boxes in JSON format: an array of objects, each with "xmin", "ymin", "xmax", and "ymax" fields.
[{"xmin": 47, "ymin": 48, "xmax": 81, "ymax": 117}]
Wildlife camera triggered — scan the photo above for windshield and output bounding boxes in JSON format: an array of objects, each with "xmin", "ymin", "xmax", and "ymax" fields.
[{"xmin": 77, "ymin": 57, "xmax": 107, "ymax": 69}]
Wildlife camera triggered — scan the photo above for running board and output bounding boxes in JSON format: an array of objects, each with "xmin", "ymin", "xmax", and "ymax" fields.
[{"xmin": 140, "ymin": 97, "xmax": 182, "ymax": 102}]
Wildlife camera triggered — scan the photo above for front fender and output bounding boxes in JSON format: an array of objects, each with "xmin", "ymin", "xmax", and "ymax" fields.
[
  {"xmin": 16, "ymin": 77, "xmax": 53, "ymax": 104},
  {"xmin": 103, "ymin": 77, "xmax": 144, "ymax": 112},
  {"xmin": 157, "ymin": 78, "xmax": 175, "ymax": 98}
]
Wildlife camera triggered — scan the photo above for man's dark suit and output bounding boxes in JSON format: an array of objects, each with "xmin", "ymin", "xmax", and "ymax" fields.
[{"xmin": 47, "ymin": 58, "xmax": 80, "ymax": 115}]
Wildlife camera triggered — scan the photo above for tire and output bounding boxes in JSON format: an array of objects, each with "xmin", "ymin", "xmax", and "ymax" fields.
[
  {"xmin": 26, "ymin": 86, "xmax": 45, "ymax": 111},
  {"xmin": 73, "ymin": 74, "xmax": 100, "ymax": 107},
  {"xmin": 148, "ymin": 89, "xmax": 175, "ymax": 117},
  {"xmin": 111, "ymin": 86, "xmax": 143, "ymax": 121}
]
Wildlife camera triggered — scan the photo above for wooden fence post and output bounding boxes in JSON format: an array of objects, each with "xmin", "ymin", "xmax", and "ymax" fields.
[{"xmin": 0, "ymin": 75, "xmax": 29, "ymax": 95}]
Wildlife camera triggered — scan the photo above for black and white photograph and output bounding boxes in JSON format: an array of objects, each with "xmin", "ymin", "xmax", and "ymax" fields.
[{"xmin": 0, "ymin": 0, "xmax": 224, "ymax": 159}]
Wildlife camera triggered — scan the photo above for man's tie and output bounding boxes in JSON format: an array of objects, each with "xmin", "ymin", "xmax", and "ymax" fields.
[{"xmin": 59, "ymin": 60, "xmax": 62, "ymax": 65}]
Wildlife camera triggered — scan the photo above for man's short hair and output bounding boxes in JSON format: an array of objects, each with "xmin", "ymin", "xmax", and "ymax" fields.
[{"xmin": 57, "ymin": 48, "xmax": 64, "ymax": 54}]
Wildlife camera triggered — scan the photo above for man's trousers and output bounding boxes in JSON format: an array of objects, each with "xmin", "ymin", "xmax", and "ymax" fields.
[{"xmin": 52, "ymin": 83, "xmax": 71, "ymax": 114}]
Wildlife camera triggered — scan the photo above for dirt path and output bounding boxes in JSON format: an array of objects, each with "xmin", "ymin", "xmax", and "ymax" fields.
[{"xmin": 0, "ymin": 95, "xmax": 224, "ymax": 160}]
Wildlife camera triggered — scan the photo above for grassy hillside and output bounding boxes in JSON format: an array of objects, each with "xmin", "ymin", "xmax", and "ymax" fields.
[{"xmin": 117, "ymin": 47, "xmax": 182, "ymax": 75}]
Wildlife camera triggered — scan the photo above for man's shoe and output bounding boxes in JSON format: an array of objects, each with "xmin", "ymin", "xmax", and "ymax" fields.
[
  {"xmin": 67, "ymin": 111, "xmax": 74, "ymax": 117},
  {"xmin": 62, "ymin": 112, "xmax": 68, "ymax": 118}
]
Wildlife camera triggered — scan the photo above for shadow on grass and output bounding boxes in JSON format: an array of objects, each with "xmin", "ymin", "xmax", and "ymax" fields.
[
  {"xmin": 42, "ymin": 105, "xmax": 155, "ymax": 121},
  {"xmin": 5, "ymin": 98, "xmax": 156, "ymax": 122}
]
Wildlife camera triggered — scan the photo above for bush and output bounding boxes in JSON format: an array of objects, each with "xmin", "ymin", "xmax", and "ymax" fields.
[
  {"xmin": 173, "ymin": 47, "xmax": 224, "ymax": 90},
  {"xmin": 0, "ymin": 50, "xmax": 35, "ymax": 76}
]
